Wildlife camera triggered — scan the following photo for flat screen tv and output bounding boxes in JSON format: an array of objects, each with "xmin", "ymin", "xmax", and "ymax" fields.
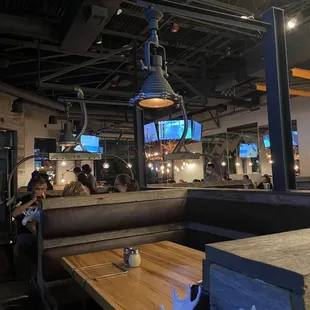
[
  {"xmin": 239, "ymin": 143, "xmax": 258, "ymax": 158},
  {"xmin": 263, "ymin": 131, "xmax": 298, "ymax": 148},
  {"xmin": 192, "ymin": 121, "xmax": 202, "ymax": 141},
  {"xmin": 144, "ymin": 122, "xmax": 158, "ymax": 143},
  {"xmin": 61, "ymin": 135, "xmax": 100, "ymax": 152},
  {"xmin": 158, "ymin": 120, "xmax": 192, "ymax": 140}
]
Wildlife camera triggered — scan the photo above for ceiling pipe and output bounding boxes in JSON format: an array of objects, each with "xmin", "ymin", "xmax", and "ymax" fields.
[{"xmin": 0, "ymin": 82, "xmax": 65, "ymax": 111}]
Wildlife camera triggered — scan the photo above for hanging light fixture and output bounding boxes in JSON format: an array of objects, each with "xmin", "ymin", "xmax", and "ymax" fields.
[
  {"xmin": 127, "ymin": 139, "xmax": 132, "ymax": 168},
  {"xmin": 58, "ymin": 122, "xmax": 77, "ymax": 147},
  {"xmin": 129, "ymin": 6, "xmax": 183, "ymax": 109},
  {"xmin": 103, "ymin": 139, "xmax": 109, "ymax": 169}
]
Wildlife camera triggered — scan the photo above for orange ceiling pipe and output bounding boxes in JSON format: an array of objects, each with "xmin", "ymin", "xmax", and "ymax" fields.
[
  {"xmin": 291, "ymin": 68, "xmax": 310, "ymax": 80},
  {"xmin": 256, "ymin": 84, "xmax": 310, "ymax": 97}
]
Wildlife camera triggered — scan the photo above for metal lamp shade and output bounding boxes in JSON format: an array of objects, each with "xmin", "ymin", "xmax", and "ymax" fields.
[
  {"xmin": 58, "ymin": 122, "xmax": 77, "ymax": 147},
  {"xmin": 131, "ymin": 67, "xmax": 181, "ymax": 109}
]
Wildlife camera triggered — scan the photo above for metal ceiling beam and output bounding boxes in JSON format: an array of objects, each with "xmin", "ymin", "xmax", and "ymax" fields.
[
  {"xmin": 40, "ymin": 82, "xmax": 134, "ymax": 98},
  {"xmin": 0, "ymin": 14, "xmax": 58, "ymax": 43},
  {"xmin": 40, "ymin": 45, "xmax": 132, "ymax": 82},
  {"xmin": 137, "ymin": 0, "xmax": 270, "ymax": 32},
  {"xmin": 58, "ymin": 97, "xmax": 129, "ymax": 106},
  {"xmin": 0, "ymin": 82, "xmax": 65, "ymax": 111}
]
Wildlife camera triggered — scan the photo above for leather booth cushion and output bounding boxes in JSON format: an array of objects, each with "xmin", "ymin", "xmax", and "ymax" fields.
[
  {"xmin": 42, "ymin": 230, "xmax": 186, "ymax": 281},
  {"xmin": 41, "ymin": 198, "xmax": 187, "ymax": 239}
]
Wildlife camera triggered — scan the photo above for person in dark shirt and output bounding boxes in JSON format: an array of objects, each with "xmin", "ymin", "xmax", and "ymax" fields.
[
  {"xmin": 27, "ymin": 170, "xmax": 39, "ymax": 192},
  {"xmin": 257, "ymin": 174, "xmax": 273, "ymax": 189},
  {"xmin": 13, "ymin": 180, "xmax": 50, "ymax": 281},
  {"xmin": 78, "ymin": 173, "xmax": 97, "ymax": 194}
]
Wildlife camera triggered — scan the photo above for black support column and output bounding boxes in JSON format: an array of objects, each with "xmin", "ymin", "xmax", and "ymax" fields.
[
  {"xmin": 132, "ymin": 41, "xmax": 147, "ymax": 187},
  {"xmin": 262, "ymin": 7, "xmax": 296, "ymax": 191},
  {"xmin": 133, "ymin": 107, "xmax": 147, "ymax": 187}
]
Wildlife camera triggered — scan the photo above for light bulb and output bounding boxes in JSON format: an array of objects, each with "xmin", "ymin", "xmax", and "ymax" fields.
[
  {"xmin": 151, "ymin": 167, "xmax": 154, "ymax": 171},
  {"xmin": 160, "ymin": 165, "xmax": 164, "ymax": 170},
  {"xmin": 156, "ymin": 167, "xmax": 159, "ymax": 171},
  {"xmin": 61, "ymin": 161, "xmax": 66, "ymax": 167},
  {"xmin": 236, "ymin": 162, "xmax": 241, "ymax": 167},
  {"xmin": 287, "ymin": 18, "xmax": 297, "ymax": 29},
  {"xmin": 241, "ymin": 15, "xmax": 248, "ymax": 19},
  {"xmin": 221, "ymin": 161, "xmax": 226, "ymax": 167},
  {"xmin": 181, "ymin": 166, "xmax": 184, "ymax": 170},
  {"xmin": 61, "ymin": 178, "xmax": 65, "ymax": 183},
  {"xmin": 167, "ymin": 168, "xmax": 170, "ymax": 173},
  {"xmin": 174, "ymin": 165, "xmax": 178, "ymax": 170},
  {"xmin": 294, "ymin": 165, "xmax": 299, "ymax": 170},
  {"xmin": 167, "ymin": 163, "xmax": 171, "ymax": 167},
  {"xmin": 127, "ymin": 163, "xmax": 132, "ymax": 168},
  {"xmin": 249, "ymin": 162, "xmax": 253, "ymax": 166},
  {"xmin": 268, "ymin": 159, "xmax": 273, "ymax": 164},
  {"xmin": 116, "ymin": 8, "xmax": 122, "ymax": 15},
  {"xmin": 161, "ymin": 170, "xmax": 164, "ymax": 174},
  {"xmin": 103, "ymin": 162, "xmax": 110, "ymax": 169},
  {"xmin": 148, "ymin": 162, "xmax": 153, "ymax": 168}
]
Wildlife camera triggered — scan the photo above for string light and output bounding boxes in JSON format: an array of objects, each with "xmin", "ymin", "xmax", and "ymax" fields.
[
  {"xmin": 167, "ymin": 162, "xmax": 171, "ymax": 167},
  {"xmin": 148, "ymin": 162, "xmax": 153, "ymax": 168},
  {"xmin": 167, "ymin": 168, "xmax": 170, "ymax": 173},
  {"xmin": 221, "ymin": 161, "xmax": 226, "ymax": 167},
  {"xmin": 160, "ymin": 165, "xmax": 164, "ymax": 170},
  {"xmin": 61, "ymin": 178, "xmax": 65, "ymax": 183},
  {"xmin": 287, "ymin": 17, "xmax": 297, "ymax": 29}
]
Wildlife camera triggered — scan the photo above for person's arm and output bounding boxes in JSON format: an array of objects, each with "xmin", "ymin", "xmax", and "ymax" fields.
[{"xmin": 12, "ymin": 197, "xmax": 37, "ymax": 218}]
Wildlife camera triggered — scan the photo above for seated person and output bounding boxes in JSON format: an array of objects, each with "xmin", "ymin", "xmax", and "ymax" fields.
[
  {"xmin": 62, "ymin": 181, "xmax": 89, "ymax": 196},
  {"xmin": 78, "ymin": 173, "xmax": 97, "ymax": 195},
  {"xmin": 205, "ymin": 162, "xmax": 221, "ymax": 181},
  {"xmin": 257, "ymin": 174, "xmax": 273, "ymax": 189},
  {"xmin": 114, "ymin": 174, "xmax": 139, "ymax": 192},
  {"xmin": 37, "ymin": 173, "xmax": 53, "ymax": 190},
  {"xmin": 12, "ymin": 180, "xmax": 50, "ymax": 281},
  {"xmin": 167, "ymin": 179, "xmax": 176, "ymax": 184},
  {"xmin": 27, "ymin": 170, "xmax": 39, "ymax": 192},
  {"xmin": 82, "ymin": 164, "xmax": 97, "ymax": 189}
]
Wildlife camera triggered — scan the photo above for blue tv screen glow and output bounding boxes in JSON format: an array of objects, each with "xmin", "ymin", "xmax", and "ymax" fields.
[
  {"xmin": 192, "ymin": 121, "xmax": 202, "ymax": 141},
  {"xmin": 144, "ymin": 122, "xmax": 158, "ymax": 143},
  {"xmin": 61, "ymin": 135, "xmax": 99, "ymax": 152},
  {"xmin": 263, "ymin": 131, "xmax": 298, "ymax": 148},
  {"xmin": 158, "ymin": 120, "xmax": 192, "ymax": 140},
  {"xmin": 239, "ymin": 143, "xmax": 258, "ymax": 158}
]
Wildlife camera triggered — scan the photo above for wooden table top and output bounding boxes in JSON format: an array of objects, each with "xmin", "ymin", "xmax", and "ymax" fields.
[{"xmin": 61, "ymin": 241, "xmax": 204, "ymax": 310}]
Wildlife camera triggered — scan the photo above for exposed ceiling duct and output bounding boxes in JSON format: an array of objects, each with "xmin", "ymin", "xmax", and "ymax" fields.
[{"xmin": 0, "ymin": 82, "xmax": 65, "ymax": 111}]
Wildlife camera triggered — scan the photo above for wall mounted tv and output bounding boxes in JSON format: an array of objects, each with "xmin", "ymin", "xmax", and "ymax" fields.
[
  {"xmin": 192, "ymin": 121, "xmax": 202, "ymax": 141},
  {"xmin": 158, "ymin": 120, "xmax": 192, "ymax": 140},
  {"xmin": 263, "ymin": 131, "xmax": 298, "ymax": 148},
  {"xmin": 61, "ymin": 135, "xmax": 100, "ymax": 152},
  {"xmin": 239, "ymin": 143, "xmax": 258, "ymax": 158},
  {"xmin": 144, "ymin": 122, "xmax": 159, "ymax": 143}
]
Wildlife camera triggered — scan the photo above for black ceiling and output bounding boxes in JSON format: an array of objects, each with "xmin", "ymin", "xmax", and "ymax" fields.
[{"xmin": 1, "ymin": 0, "xmax": 310, "ymax": 132}]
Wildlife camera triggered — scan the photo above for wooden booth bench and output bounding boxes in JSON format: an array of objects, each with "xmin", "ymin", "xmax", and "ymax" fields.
[{"xmin": 34, "ymin": 188, "xmax": 310, "ymax": 309}]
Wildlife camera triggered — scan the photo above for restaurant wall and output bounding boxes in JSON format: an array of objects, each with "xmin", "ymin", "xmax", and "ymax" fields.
[{"xmin": 194, "ymin": 96, "xmax": 310, "ymax": 177}]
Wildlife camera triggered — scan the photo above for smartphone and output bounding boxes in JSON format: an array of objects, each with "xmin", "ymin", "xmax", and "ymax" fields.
[{"xmin": 37, "ymin": 195, "xmax": 43, "ymax": 201}]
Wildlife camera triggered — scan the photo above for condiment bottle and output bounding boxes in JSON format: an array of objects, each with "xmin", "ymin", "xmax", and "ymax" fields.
[
  {"xmin": 123, "ymin": 247, "xmax": 131, "ymax": 266},
  {"xmin": 128, "ymin": 249, "xmax": 141, "ymax": 268}
]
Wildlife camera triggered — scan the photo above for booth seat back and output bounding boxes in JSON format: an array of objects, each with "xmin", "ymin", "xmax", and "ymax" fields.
[
  {"xmin": 38, "ymin": 189, "xmax": 188, "ymax": 282},
  {"xmin": 187, "ymin": 189, "xmax": 310, "ymax": 236}
]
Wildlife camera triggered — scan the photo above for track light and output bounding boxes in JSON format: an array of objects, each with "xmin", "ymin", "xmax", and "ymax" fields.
[
  {"xmin": 130, "ymin": 6, "xmax": 183, "ymax": 109},
  {"xmin": 96, "ymin": 35, "xmax": 102, "ymax": 45}
]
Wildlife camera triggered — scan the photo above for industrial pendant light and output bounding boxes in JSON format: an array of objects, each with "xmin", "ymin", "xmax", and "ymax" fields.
[
  {"xmin": 130, "ymin": 6, "xmax": 183, "ymax": 109},
  {"xmin": 58, "ymin": 122, "xmax": 77, "ymax": 147}
]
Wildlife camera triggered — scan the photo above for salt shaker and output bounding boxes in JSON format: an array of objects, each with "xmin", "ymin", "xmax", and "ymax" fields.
[
  {"xmin": 123, "ymin": 247, "xmax": 131, "ymax": 266},
  {"xmin": 128, "ymin": 249, "xmax": 141, "ymax": 268}
]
